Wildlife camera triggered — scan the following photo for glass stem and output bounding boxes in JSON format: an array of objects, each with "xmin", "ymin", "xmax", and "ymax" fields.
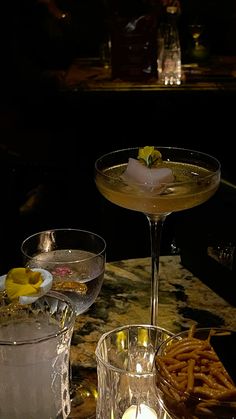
[{"xmin": 146, "ymin": 214, "xmax": 166, "ymax": 326}]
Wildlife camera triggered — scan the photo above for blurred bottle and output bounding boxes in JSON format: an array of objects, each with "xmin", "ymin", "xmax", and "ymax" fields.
[{"xmin": 158, "ymin": 6, "xmax": 181, "ymax": 85}]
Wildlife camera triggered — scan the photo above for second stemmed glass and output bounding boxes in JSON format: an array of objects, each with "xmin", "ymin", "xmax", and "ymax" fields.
[
  {"xmin": 21, "ymin": 228, "xmax": 106, "ymax": 418},
  {"xmin": 95, "ymin": 146, "xmax": 221, "ymax": 326},
  {"xmin": 188, "ymin": 24, "xmax": 209, "ymax": 62},
  {"xmin": 21, "ymin": 228, "xmax": 106, "ymax": 316}
]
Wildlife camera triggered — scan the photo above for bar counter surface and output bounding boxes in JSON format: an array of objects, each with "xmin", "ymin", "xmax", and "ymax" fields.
[
  {"xmin": 61, "ymin": 55, "xmax": 236, "ymax": 92},
  {"xmin": 69, "ymin": 255, "xmax": 236, "ymax": 418}
]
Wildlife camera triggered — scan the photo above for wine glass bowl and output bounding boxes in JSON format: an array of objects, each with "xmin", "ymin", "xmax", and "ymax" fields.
[
  {"xmin": 21, "ymin": 228, "xmax": 106, "ymax": 316},
  {"xmin": 155, "ymin": 327, "xmax": 236, "ymax": 419},
  {"xmin": 21, "ymin": 228, "xmax": 106, "ymax": 418},
  {"xmin": 95, "ymin": 147, "xmax": 220, "ymax": 325},
  {"xmin": 95, "ymin": 147, "xmax": 220, "ymax": 215}
]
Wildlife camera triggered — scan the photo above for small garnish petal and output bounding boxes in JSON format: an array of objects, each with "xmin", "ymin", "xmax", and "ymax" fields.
[
  {"xmin": 6, "ymin": 268, "xmax": 43, "ymax": 300},
  {"xmin": 138, "ymin": 146, "xmax": 162, "ymax": 168}
]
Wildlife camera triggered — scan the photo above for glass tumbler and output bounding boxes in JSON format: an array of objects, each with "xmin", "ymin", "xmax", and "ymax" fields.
[
  {"xmin": 0, "ymin": 291, "xmax": 75, "ymax": 419},
  {"xmin": 95, "ymin": 324, "xmax": 173, "ymax": 419}
]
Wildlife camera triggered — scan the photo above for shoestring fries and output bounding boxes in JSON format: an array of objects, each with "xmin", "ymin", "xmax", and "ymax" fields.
[{"xmin": 156, "ymin": 326, "xmax": 236, "ymax": 418}]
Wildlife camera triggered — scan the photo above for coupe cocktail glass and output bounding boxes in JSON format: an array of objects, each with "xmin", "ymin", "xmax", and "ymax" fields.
[
  {"xmin": 20, "ymin": 228, "xmax": 106, "ymax": 418},
  {"xmin": 95, "ymin": 147, "xmax": 220, "ymax": 325}
]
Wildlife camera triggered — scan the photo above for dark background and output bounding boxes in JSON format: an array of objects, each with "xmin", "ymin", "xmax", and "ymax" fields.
[{"xmin": 0, "ymin": 0, "xmax": 236, "ymax": 278}]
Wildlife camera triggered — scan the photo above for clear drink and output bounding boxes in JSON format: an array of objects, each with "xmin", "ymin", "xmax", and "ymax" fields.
[
  {"xmin": 0, "ymin": 293, "xmax": 75, "ymax": 419},
  {"xmin": 20, "ymin": 229, "xmax": 106, "ymax": 419},
  {"xmin": 27, "ymin": 249, "xmax": 105, "ymax": 315}
]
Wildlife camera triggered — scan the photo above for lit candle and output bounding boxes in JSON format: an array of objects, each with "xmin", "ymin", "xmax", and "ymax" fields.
[{"xmin": 122, "ymin": 404, "xmax": 157, "ymax": 419}]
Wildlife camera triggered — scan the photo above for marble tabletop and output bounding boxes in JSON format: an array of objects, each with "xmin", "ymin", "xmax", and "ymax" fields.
[{"xmin": 69, "ymin": 255, "xmax": 236, "ymax": 418}]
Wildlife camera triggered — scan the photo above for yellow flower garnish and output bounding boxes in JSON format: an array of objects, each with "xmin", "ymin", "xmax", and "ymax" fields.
[
  {"xmin": 138, "ymin": 146, "xmax": 162, "ymax": 168},
  {"xmin": 0, "ymin": 268, "xmax": 53, "ymax": 304},
  {"xmin": 5, "ymin": 268, "xmax": 43, "ymax": 301}
]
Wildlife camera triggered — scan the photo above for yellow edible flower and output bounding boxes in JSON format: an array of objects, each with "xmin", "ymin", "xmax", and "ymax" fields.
[
  {"xmin": 5, "ymin": 268, "xmax": 43, "ymax": 301},
  {"xmin": 138, "ymin": 146, "xmax": 162, "ymax": 168}
]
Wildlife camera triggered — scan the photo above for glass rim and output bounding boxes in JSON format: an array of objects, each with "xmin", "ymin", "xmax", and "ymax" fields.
[
  {"xmin": 0, "ymin": 291, "xmax": 76, "ymax": 346},
  {"xmin": 95, "ymin": 146, "xmax": 221, "ymax": 184},
  {"xmin": 21, "ymin": 228, "xmax": 106, "ymax": 263},
  {"xmin": 95, "ymin": 323, "xmax": 174, "ymax": 375},
  {"xmin": 95, "ymin": 145, "xmax": 221, "ymax": 170},
  {"xmin": 95, "ymin": 146, "xmax": 221, "ymax": 164}
]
